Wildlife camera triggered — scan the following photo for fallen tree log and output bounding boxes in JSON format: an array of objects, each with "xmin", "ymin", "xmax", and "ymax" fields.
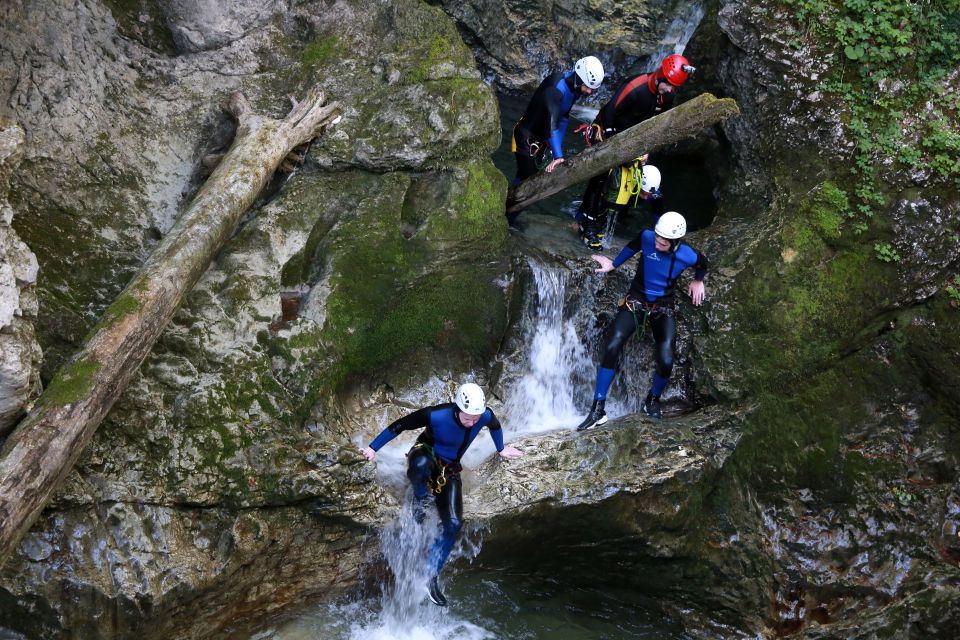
[
  {"xmin": 0, "ymin": 89, "xmax": 339, "ymax": 565},
  {"xmin": 505, "ymin": 93, "xmax": 740, "ymax": 214}
]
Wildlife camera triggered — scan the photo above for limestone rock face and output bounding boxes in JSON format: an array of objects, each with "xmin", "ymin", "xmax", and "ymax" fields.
[
  {"xmin": 431, "ymin": 0, "xmax": 700, "ymax": 90},
  {"xmin": 673, "ymin": 1, "xmax": 960, "ymax": 636},
  {"xmin": 0, "ymin": 121, "xmax": 41, "ymax": 436},
  {"xmin": 161, "ymin": 0, "xmax": 284, "ymax": 53}
]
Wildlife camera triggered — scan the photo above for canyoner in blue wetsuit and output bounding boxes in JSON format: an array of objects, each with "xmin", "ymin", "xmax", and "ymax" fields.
[
  {"xmin": 508, "ymin": 56, "xmax": 604, "ymax": 226},
  {"xmin": 575, "ymin": 211, "xmax": 708, "ymax": 431},
  {"xmin": 360, "ymin": 383, "xmax": 522, "ymax": 607}
]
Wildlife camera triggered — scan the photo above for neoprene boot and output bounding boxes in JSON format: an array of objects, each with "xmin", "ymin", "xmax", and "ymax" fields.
[
  {"xmin": 642, "ymin": 392, "xmax": 662, "ymax": 419},
  {"xmin": 427, "ymin": 575, "xmax": 448, "ymax": 607},
  {"xmin": 576, "ymin": 399, "xmax": 608, "ymax": 431}
]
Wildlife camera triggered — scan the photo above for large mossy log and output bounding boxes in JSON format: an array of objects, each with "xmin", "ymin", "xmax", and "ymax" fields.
[
  {"xmin": 0, "ymin": 90, "xmax": 339, "ymax": 565},
  {"xmin": 505, "ymin": 93, "xmax": 740, "ymax": 214}
]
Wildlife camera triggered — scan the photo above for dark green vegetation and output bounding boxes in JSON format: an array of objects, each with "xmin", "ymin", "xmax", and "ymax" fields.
[{"xmin": 784, "ymin": 0, "xmax": 960, "ymax": 252}]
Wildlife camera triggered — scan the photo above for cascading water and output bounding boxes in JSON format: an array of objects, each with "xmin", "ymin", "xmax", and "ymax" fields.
[
  {"xmin": 501, "ymin": 260, "xmax": 596, "ymax": 434},
  {"xmin": 646, "ymin": 2, "xmax": 705, "ymax": 71}
]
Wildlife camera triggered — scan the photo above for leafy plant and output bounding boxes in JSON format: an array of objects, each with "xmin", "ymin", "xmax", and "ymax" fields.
[
  {"xmin": 783, "ymin": 0, "xmax": 960, "ymax": 228},
  {"xmin": 873, "ymin": 242, "xmax": 901, "ymax": 262}
]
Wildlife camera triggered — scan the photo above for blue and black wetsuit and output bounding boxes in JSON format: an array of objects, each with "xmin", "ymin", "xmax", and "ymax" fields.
[
  {"xmin": 592, "ymin": 227, "xmax": 708, "ymax": 403},
  {"xmin": 579, "ymin": 72, "xmax": 676, "ymax": 218},
  {"xmin": 512, "ymin": 71, "xmax": 581, "ymax": 184},
  {"xmin": 368, "ymin": 403, "xmax": 504, "ymax": 575}
]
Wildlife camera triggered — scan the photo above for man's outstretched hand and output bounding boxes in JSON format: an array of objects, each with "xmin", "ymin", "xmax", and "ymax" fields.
[{"xmin": 499, "ymin": 445, "xmax": 523, "ymax": 459}]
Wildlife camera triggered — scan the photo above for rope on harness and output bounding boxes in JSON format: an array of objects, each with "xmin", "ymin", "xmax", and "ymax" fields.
[
  {"xmin": 574, "ymin": 123, "xmax": 603, "ymax": 147},
  {"xmin": 624, "ymin": 296, "xmax": 652, "ymax": 340}
]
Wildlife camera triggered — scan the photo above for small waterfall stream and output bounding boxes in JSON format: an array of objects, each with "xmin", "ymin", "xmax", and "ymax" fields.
[
  {"xmin": 646, "ymin": 2, "xmax": 705, "ymax": 71},
  {"xmin": 501, "ymin": 261, "xmax": 594, "ymax": 433}
]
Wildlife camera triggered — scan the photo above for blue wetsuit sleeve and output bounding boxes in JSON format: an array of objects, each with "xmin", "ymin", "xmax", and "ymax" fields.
[
  {"xmin": 545, "ymin": 86, "xmax": 566, "ymax": 158},
  {"xmin": 549, "ymin": 115, "xmax": 569, "ymax": 158},
  {"xmin": 487, "ymin": 414, "xmax": 504, "ymax": 452},
  {"xmin": 368, "ymin": 406, "xmax": 432, "ymax": 451},
  {"xmin": 612, "ymin": 241, "xmax": 641, "ymax": 268}
]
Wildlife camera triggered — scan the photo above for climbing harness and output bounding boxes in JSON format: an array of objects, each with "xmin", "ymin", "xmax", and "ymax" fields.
[
  {"xmin": 622, "ymin": 295, "xmax": 674, "ymax": 340},
  {"xmin": 512, "ymin": 120, "xmax": 548, "ymax": 168},
  {"xmin": 411, "ymin": 443, "xmax": 460, "ymax": 495}
]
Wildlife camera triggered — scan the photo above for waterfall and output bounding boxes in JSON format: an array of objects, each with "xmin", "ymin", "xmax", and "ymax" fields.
[
  {"xmin": 646, "ymin": 2, "xmax": 705, "ymax": 72},
  {"xmin": 500, "ymin": 260, "xmax": 597, "ymax": 435}
]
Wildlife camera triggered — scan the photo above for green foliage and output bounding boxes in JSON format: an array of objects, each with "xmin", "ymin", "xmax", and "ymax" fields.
[
  {"xmin": 945, "ymin": 276, "xmax": 960, "ymax": 305},
  {"xmin": 784, "ymin": 0, "xmax": 960, "ymax": 227},
  {"xmin": 873, "ymin": 241, "xmax": 902, "ymax": 262}
]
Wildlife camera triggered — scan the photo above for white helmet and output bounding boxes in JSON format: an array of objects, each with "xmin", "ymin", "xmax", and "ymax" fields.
[
  {"xmin": 655, "ymin": 211, "xmax": 686, "ymax": 240},
  {"xmin": 574, "ymin": 56, "xmax": 605, "ymax": 90},
  {"xmin": 641, "ymin": 165, "xmax": 661, "ymax": 193},
  {"xmin": 455, "ymin": 382, "xmax": 486, "ymax": 415}
]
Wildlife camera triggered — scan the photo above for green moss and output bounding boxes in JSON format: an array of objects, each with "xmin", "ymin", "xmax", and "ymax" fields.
[
  {"xmin": 43, "ymin": 358, "xmax": 101, "ymax": 407},
  {"xmin": 420, "ymin": 160, "xmax": 509, "ymax": 246},
  {"xmin": 95, "ymin": 292, "xmax": 143, "ymax": 331},
  {"xmin": 301, "ymin": 35, "xmax": 339, "ymax": 68}
]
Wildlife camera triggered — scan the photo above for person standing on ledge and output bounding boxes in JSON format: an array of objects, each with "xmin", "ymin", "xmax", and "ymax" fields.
[
  {"xmin": 508, "ymin": 55, "xmax": 605, "ymax": 227},
  {"xmin": 360, "ymin": 382, "xmax": 523, "ymax": 606},
  {"xmin": 575, "ymin": 211, "xmax": 708, "ymax": 431}
]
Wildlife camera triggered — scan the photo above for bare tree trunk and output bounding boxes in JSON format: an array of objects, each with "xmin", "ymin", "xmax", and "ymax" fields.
[
  {"xmin": 506, "ymin": 93, "xmax": 740, "ymax": 214},
  {"xmin": 0, "ymin": 89, "xmax": 339, "ymax": 565}
]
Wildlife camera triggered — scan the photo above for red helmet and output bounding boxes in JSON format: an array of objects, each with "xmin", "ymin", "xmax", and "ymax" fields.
[{"xmin": 661, "ymin": 54, "xmax": 691, "ymax": 87}]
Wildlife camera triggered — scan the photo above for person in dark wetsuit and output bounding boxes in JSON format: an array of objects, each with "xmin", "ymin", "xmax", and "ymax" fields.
[
  {"xmin": 575, "ymin": 211, "xmax": 708, "ymax": 431},
  {"xmin": 508, "ymin": 55, "xmax": 605, "ymax": 226},
  {"xmin": 360, "ymin": 383, "xmax": 522, "ymax": 607},
  {"xmin": 576, "ymin": 54, "xmax": 694, "ymax": 224},
  {"xmin": 576, "ymin": 159, "xmax": 664, "ymax": 249}
]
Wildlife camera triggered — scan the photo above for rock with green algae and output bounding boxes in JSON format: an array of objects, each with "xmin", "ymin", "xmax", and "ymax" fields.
[{"xmin": 624, "ymin": 1, "xmax": 960, "ymax": 635}]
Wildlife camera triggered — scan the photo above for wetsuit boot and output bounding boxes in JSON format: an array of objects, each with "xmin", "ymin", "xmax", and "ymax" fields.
[
  {"xmin": 427, "ymin": 575, "xmax": 447, "ymax": 607},
  {"xmin": 642, "ymin": 392, "xmax": 662, "ymax": 419},
  {"xmin": 576, "ymin": 399, "xmax": 607, "ymax": 431}
]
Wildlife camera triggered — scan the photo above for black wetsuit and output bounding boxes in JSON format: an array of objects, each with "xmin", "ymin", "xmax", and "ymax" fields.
[
  {"xmin": 578, "ymin": 162, "xmax": 666, "ymax": 236},
  {"xmin": 512, "ymin": 71, "xmax": 581, "ymax": 184},
  {"xmin": 368, "ymin": 403, "xmax": 504, "ymax": 575}
]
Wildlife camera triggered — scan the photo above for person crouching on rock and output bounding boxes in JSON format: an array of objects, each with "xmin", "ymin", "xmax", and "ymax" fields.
[
  {"xmin": 507, "ymin": 55, "xmax": 605, "ymax": 228},
  {"xmin": 360, "ymin": 382, "xmax": 522, "ymax": 606},
  {"xmin": 576, "ymin": 211, "xmax": 708, "ymax": 430}
]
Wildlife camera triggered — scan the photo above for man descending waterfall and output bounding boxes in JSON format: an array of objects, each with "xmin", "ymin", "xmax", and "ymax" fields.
[
  {"xmin": 576, "ymin": 158, "xmax": 664, "ymax": 249},
  {"xmin": 508, "ymin": 56, "xmax": 605, "ymax": 227},
  {"xmin": 360, "ymin": 383, "xmax": 523, "ymax": 606},
  {"xmin": 576, "ymin": 211, "xmax": 708, "ymax": 429},
  {"xmin": 576, "ymin": 55, "xmax": 693, "ymax": 226}
]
